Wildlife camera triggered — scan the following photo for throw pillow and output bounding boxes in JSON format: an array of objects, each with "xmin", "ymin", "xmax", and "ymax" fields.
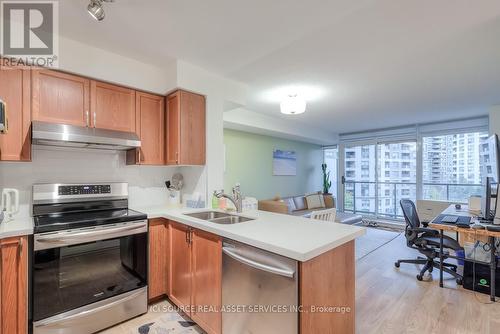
[{"xmin": 305, "ymin": 193, "xmax": 326, "ymax": 209}]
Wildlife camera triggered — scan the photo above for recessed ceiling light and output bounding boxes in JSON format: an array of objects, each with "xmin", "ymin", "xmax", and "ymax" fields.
[
  {"xmin": 87, "ymin": 0, "xmax": 114, "ymax": 22},
  {"xmin": 280, "ymin": 94, "xmax": 306, "ymax": 115}
]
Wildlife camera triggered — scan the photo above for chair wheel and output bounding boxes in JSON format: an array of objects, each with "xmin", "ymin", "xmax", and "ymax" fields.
[
  {"xmin": 416, "ymin": 274, "xmax": 423, "ymax": 281},
  {"xmin": 394, "ymin": 262, "xmax": 400, "ymax": 268},
  {"xmin": 456, "ymin": 278, "xmax": 463, "ymax": 285}
]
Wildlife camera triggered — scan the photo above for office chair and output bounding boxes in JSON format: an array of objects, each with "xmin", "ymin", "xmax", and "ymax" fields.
[{"xmin": 395, "ymin": 199, "xmax": 463, "ymax": 283}]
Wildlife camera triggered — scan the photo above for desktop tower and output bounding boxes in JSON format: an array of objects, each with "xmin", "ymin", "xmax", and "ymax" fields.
[{"xmin": 462, "ymin": 260, "xmax": 500, "ymax": 297}]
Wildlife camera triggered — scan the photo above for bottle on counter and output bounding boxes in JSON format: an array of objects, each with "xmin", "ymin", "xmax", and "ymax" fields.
[{"xmin": 212, "ymin": 191, "xmax": 219, "ymax": 209}]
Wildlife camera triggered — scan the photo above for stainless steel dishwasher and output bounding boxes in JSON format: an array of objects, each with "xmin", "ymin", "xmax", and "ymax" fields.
[{"xmin": 222, "ymin": 240, "xmax": 298, "ymax": 334}]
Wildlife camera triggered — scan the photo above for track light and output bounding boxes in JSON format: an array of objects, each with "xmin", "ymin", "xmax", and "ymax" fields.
[{"xmin": 87, "ymin": 0, "xmax": 114, "ymax": 22}]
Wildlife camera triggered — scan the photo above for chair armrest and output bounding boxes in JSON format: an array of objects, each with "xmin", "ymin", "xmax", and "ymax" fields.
[
  {"xmin": 421, "ymin": 221, "xmax": 429, "ymax": 227},
  {"xmin": 413, "ymin": 227, "xmax": 439, "ymax": 235}
]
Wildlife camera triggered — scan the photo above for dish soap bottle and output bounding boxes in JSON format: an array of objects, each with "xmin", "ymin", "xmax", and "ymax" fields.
[{"xmin": 212, "ymin": 191, "xmax": 219, "ymax": 209}]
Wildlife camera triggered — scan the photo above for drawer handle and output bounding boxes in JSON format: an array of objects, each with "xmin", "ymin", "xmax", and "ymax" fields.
[{"xmin": 222, "ymin": 247, "xmax": 295, "ymax": 278}]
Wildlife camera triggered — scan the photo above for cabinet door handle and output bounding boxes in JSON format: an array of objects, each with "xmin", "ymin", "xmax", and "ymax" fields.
[
  {"xmin": 185, "ymin": 229, "xmax": 189, "ymax": 244},
  {"xmin": 175, "ymin": 151, "xmax": 179, "ymax": 164},
  {"xmin": 93, "ymin": 112, "xmax": 96, "ymax": 128},
  {"xmin": 85, "ymin": 111, "xmax": 89, "ymax": 127}
]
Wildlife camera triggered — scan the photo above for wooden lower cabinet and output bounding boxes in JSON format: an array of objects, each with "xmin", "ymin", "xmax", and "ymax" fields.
[
  {"xmin": 299, "ymin": 240, "xmax": 355, "ymax": 334},
  {"xmin": 168, "ymin": 221, "xmax": 222, "ymax": 334},
  {"xmin": 191, "ymin": 229, "xmax": 222, "ymax": 334},
  {"xmin": 169, "ymin": 222, "xmax": 192, "ymax": 309},
  {"xmin": 148, "ymin": 219, "xmax": 169, "ymax": 301},
  {"xmin": 0, "ymin": 236, "xmax": 27, "ymax": 334}
]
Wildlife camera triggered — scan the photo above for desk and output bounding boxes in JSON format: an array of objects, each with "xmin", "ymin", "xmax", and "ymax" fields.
[{"xmin": 429, "ymin": 205, "xmax": 500, "ymax": 302}]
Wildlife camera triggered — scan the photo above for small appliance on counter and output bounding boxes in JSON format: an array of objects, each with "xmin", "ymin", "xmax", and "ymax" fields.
[
  {"xmin": 0, "ymin": 188, "xmax": 19, "ymax": 223},
  {"xmin": 166, "ymin": 173, "xmax": 184, "ymax": 207},
  {"xmin": 30, "ymin": 183, "xmax": 148, "ymax": 334}
]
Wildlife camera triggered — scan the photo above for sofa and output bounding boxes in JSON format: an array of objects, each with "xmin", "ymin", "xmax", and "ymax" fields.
[{"xmin": 258, "ymin": 193, "xmax": 363, "ymax": 225}]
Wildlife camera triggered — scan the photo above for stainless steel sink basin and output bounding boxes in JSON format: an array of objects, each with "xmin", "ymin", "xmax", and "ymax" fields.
[
  {"xmin": 209, "ymin": 215, "xmax": 254, "ymax": 224},
  {"xmin": 184, "ymin": 211, "xmax": 254, "ymax": 224},
  {"xmin": 185, "ymin": 211, "xmax": 232, "ymax": 220}
]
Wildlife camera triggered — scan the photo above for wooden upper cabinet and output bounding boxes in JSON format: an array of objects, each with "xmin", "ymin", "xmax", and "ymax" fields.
[
  {"xmin": 127, "ymin": 92, "xmax": 164, "ymax": 165},
  {"xmin": 169, "ymin": 222, "xmax": 192, "ymax": 310},
  {"xmin": 0, "ymin": 236, "xmax": 28, "ymax": 334},
  {"xmin": 191, "ymin": 230, "xmax": 222, "ymax": 334},
  {"xmin": 166, "ymin": 90, "xmax": 206, "ymax": 165},
  {"xmin": 166, "ymin": 92, "xmax": 180, "ymax": 165},
  {"xmin": 0, "ymin": 66, "xmax": 31, "ymax": 161},
  {"xmin": 32, "ymin": 69, "xmax": 90, "ymax": 127},
  {"xmin": 90, "ymin": 80, "xmax": 136, "ymax": 132},
  {"xmin": 148, "ymin": 219, "xmax": 169, "ymax": 301}
]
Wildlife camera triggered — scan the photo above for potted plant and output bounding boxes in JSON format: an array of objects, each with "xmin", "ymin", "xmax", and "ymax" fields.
[{"xmin": 321, "ymin": 163, "xmax": 332, "ymax": 195}]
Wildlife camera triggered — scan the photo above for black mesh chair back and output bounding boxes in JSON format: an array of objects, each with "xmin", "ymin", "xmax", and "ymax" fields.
[{"xmin": 400, "ymin": 199, "xmax": 421, "ymax": 244}]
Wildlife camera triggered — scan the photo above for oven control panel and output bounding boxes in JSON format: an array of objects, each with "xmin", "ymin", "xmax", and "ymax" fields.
[{"xmin": 58, "ymin": 185, "xmax": 112, "ymax": 196}]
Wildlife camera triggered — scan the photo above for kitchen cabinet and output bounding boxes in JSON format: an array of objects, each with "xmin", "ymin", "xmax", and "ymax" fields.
[
  {"xmin": 32, "ymin": 69, "xmax": 90, "ymax": 127},
  {"xmin": 127, "ymin": 92, "xmax": 164, "ymax": 165},
  {"xmin": 191, "ymin": 229, "xmax": 222, "ymax": 334},
  {"xmin": 0, "ymin": 66, "xmax": 31, "ymax": 161},
  {"xmin": 0, "ymin": 236, "xmax": 27, "ymax": 334},
  {"xmin": 166, "ymin": 90, "xmax": 206, "ymax": 165},
  {"xmin": 168, "ymin": 221, "xmax": 221, "ymax": 334},
  {"xmin": 90, "ymin": 81, "xmax": 136, "ymax": 132},
  {"xmin": 148, "ymin": 219, "xmax": 169, "ymax": 301},
  {"xmin": 169, "ymin": 222, "xmax": 192, "ymax": 309}
]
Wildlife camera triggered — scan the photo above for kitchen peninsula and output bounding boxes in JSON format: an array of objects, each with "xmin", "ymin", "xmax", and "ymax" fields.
[{"xmin": 138, "ymin": 205, "xmax": 365, "ymax": 334}]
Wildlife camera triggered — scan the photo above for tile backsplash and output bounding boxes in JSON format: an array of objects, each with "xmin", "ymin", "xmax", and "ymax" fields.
[{"xmin": 0, "ymin": 146, "xmax": 207, "ymax": 213}]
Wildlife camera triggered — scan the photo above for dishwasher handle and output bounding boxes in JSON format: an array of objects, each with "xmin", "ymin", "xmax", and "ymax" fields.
[{"xmin": 222, "ymin": 247, "xmax": 295, "ymax": 278}]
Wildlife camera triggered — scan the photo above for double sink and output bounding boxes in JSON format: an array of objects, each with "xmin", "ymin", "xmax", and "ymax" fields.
[{"xmin": 185, "ymin": 211, "xmax": 254, "ymax": 225}]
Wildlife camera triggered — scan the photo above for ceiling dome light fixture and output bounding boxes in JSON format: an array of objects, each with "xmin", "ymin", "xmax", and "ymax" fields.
[
  {"xmin": 87, "ymin": 0, "xmax": 114, "ymax": 22},
  {"xmin": 280, "ymin": 94, "xmax": 306, "ymax": 115}
]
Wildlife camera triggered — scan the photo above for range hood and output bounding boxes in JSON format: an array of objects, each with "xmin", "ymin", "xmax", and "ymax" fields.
[{"xmin": 32, "ymin": 121, "xmax": 141, "ymax": 150}]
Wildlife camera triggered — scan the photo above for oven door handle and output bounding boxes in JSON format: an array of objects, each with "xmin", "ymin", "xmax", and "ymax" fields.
[{"xmin": 35, "ymin": 221, "xmax": 147, "ymax": 249}]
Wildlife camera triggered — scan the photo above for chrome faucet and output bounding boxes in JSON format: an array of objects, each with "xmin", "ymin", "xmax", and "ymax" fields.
[{"xmin": 215, "ymin": 184, "xmax": 242, "ymax": 213}]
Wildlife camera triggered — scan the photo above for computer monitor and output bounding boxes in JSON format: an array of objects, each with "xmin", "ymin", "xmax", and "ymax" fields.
[{"xmin": 480, "ymin": 134, "xmax": 500, "ymax": 220}]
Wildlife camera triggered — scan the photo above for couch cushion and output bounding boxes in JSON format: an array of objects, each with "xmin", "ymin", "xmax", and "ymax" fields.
[
  {"xmin": 293, "ymin": 196, "xmax": 307, "ymax": 211},
  {"xmin": 305, "ymin": 193, "xmax": 325, "ymax": 210},
  {"xmin": 336, "ymin": 212, "xmax": 363, "ymax": 225},
  {"xmin": 283, "ymin": 197, "xmax": 296, "ymax": 212}
]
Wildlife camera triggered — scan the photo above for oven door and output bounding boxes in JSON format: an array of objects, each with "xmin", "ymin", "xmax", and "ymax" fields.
[{"xmin": 32, "ymin": 220, "xmax": 148, "ymax": 323}]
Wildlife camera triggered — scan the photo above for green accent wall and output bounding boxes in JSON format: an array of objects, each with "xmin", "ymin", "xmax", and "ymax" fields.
[{"xmin": 223, "ymin": 129, "xmax": 323, "ymax": 200}]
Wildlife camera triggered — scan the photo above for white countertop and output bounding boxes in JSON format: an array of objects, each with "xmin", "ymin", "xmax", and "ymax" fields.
[
  {"xmin": 0, "ymin": 215, "xmax": 34, "ymax": 239},
  {"xmin": 133, "ymin": 205, "xmax": 366, "ymax": 262}
]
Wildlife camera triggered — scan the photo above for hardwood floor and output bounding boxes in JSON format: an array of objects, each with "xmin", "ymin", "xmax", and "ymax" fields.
[{"xmin": 356, "ymin": 233, "xmax": 500, "ymax": 334}]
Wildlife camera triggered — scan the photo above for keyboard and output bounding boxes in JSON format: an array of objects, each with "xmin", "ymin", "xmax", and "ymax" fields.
[
  {"xmin": 441, "ymin": 215, "xmax": 459, "ymax": 223},
  {"xmin": 435, "ymin": 214, "xmax": 471, "ymax": 225}
]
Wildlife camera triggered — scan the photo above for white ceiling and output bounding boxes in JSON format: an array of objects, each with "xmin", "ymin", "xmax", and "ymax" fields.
[{"xmin": 60, "ymin": 0, "xmax": 500, "ymax": 134}]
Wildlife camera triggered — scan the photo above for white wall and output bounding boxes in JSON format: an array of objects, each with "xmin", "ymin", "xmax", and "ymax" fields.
[
  {"xmin": 59, "ymin": 36, "xmax": 177, "ymax": 94},
  {"xmin": 176, "ymin": 61, "xmax": 249, "ymax": 194},
  {"xmin": 224, "ymin": 108, "xmax": 339, "ymax": 145},
  {"xmin": 490, "ymin": 105, "xmax": 500, "ymax": 135}
]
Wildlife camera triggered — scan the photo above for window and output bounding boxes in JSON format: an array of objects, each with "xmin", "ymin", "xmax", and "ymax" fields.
[
  {"xmin": 344, "ymin": 142, "xmax": 416, "ymax": 218},
  {"xmin": 422, "ymin": 131, "xmax": 488, "ymax": 202},
  {"xmin": 323, "ymin": 147, "xmax": 339, "ymax": 201}
]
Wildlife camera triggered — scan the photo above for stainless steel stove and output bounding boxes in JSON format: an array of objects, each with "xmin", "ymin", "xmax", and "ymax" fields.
[{"xmin": 30, "ymin": 183, "xmax": 148, "ymax": 334}]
